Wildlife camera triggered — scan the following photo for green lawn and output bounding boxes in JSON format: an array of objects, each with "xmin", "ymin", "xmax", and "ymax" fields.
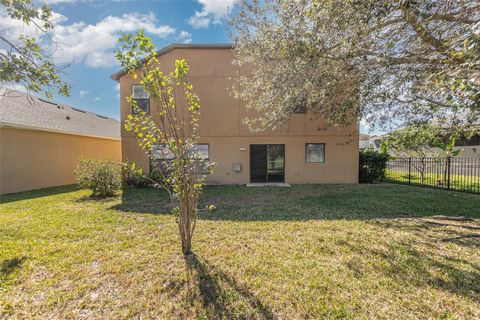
[
  {"xmin": 385, "ymin": 169, "xmax": 480, "ymax": 193},
  {"xmin": 1, "ymin": 184, "xmax": 479, "ymax": 319}
]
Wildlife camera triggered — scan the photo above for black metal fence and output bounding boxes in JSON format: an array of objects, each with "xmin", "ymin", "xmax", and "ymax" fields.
[{"xmin": 385, "ymin": 157, "xmax": 480, "ymax": 194}]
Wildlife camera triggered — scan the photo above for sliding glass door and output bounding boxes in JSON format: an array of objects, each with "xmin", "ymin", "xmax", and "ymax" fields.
[{"xmin": 250, "ymin": 144, "xmax": 285, "ymax": 182}]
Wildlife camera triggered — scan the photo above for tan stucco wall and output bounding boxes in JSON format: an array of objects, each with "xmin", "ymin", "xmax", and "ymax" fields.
[
  {"xmin": 0, "ymin": 127, "xmax": 121, "ymax": 194},
  {"xmin": 118, "ymin": 47, "xmax": 359, "ymax": 184}
]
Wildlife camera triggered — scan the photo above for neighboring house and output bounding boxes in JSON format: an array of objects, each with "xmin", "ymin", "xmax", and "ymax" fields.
[
  {"xmin": 453, "ymin": 132, "xmax": 480, "ymax": 157},
  {"xmin": 369, "ymin": 135, "xmax": 385, "ymax": 151},
  {"xmin": 0, "ymin": 88, "xmax": 121, "ymax": 194},
  {"xmin": 359, "ymin": 133, "xmax": 371, "ymax": 150},
  {"xmin": 111, "ymin": 44, "xmax": 359, "ymax": 185}
]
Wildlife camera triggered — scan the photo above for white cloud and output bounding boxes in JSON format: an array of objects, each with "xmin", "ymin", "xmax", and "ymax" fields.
[
  {"xmin": 94, "ymin": 96, "xmax": 100, "ymax": 101},
  {"xmin": 188, "ymin": 14, "xmax": 210, "ymax": 29},
  {"xmin": 178, "ymin": 31, "xmax": 192, "ymax": 44},
  {"xmin": 79, "ymin": 89, "xmax": 89, "ymax": 97},
  {"xmin": 52, "ymin": 12, "xmax": 175, "ymax": 68},
  {"xmin": 0, "ymin": 8, "xmax": 175, "ymax": 68},
  {"xmin": 115, "ymin": 83, "xmax": 120, "ymax": 92},
  {"xmin": 188, "ymin": 0, "xmax": 237, "ymax": 29},
  {"xmin": 0, "ymin": 8, "xmax": 67, "ymax": 39}
]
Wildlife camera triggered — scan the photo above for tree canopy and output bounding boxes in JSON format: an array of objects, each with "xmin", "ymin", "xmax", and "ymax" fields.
[
  {"xmin": 230, "ymin": 0, "xmax": 480, "ymax": 132},
  {"xmin": 386, "ymin": 124, "xmax": 441, "ymax": 157},
  {"xmin": 0, "ymin": 0, "xmax": 69, "ymax": 98}
]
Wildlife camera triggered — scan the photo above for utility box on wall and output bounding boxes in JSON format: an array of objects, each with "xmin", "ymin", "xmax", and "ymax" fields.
[{"xmin": 232, "ymin": 163, "xmax": 241, "ymax": 172}]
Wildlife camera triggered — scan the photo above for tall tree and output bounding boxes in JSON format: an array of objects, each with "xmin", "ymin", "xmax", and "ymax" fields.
[
  {"xmin": 0, "ymin": 0, "xmax": 69, "ymax": 98},
  {"xmin": 230, "ymin": 0, "xmax": 479, "ymax": 131}
]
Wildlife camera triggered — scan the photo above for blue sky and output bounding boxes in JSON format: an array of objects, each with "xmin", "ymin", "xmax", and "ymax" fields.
[{"xmin": 1, "ymin": 0, "xmax": 235, "ymax": 120}]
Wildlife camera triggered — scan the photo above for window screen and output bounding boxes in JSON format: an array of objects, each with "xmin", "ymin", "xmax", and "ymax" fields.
[
  {"xmin": 151, "ymin": 144, "xmax": 210, "ymax": 174},
  {"xmin": 306, "ymin": 143, "xmax": 325, "ymax": 163}
]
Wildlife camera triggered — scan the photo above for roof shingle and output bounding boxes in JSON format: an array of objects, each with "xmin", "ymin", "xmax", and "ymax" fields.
[{"xmin": 0, "ymin": 88, "xmax": 120, "ymax": 140}]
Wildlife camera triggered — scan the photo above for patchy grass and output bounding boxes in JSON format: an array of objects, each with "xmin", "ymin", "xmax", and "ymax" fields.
[{"xmin": 1, "ymin": 184, "xmax": 479, "ymax": 319}]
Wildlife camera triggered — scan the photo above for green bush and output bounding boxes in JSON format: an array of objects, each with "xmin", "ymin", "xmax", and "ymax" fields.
[
  {"xmin": 75, "ymin": 158, "xmax": 122, "ymax": 197},
  {"xmin": 359, "ymin": 149, "xmax": 389, "ymax": 183}
]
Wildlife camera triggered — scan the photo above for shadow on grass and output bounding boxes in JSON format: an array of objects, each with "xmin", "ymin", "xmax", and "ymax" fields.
[
  {"xmin": 346, "ymin": 239, "xmax": 480, "ymax": 303},
  {"xmin": 109, "ymin": 186, "xmax": 172, "ymax": 215},
  {"xmin": 110, "ymin": 184, "xmax": 480, "ymax": 221},
  {"xmin": 0, "ymin": 185, "xmax": 79, "ymax": 204},
  {"xmin": 1, "ymin": 257, "xmax": 27, "ymax": 291},
  {"xmin": 75, "ymin": 194, "xmax": 119, "ymax": 203},
  {"xmin": 0, "ymin": 184, "xmax": 79, "ymax": 204},
  {"xmin": 184, "ymin": 254, "xmax": 276, "ymax": 319},
  {"xmin": 372, "ymin": 216, "xmax": 480, "ymax": 249},
  {"xmin": 0, "ymin": 257, "xmax": 26, "ymax": 278}
]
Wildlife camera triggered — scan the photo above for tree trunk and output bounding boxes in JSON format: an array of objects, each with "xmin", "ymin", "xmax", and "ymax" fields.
[{"xmin": 178, "ymin": 194, "xmax": 194, "ymax": 255}]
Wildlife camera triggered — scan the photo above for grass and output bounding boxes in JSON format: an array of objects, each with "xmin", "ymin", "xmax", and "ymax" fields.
[
  {"xmin": 1, "ymin": 183, "xmax": 479, "ymax": 319},
  {"xmin": 385, "ymin": 169, "xmax": 480, "ymax": 193}
]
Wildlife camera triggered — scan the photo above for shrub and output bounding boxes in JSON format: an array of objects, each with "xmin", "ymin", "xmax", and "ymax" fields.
[
  {"xmin": 359, "ymin": 149, "xmax": 389, "ymax": 183},
  {"xmin": 121, "ymin": 161, "xmax": 161, "ymax": 188},
  {"xmin": 75, "ymin": 158, "xmax": 121, "ymax": 197}
]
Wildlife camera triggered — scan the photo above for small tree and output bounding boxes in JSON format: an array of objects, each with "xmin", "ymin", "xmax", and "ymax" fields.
[
  {"xmin": 116, "ymin": 31, "xmax": 213, "ymax": 255},
  {"xmin": 434, "ymin": 133, "xmax": 463, "ymax": 186},
  {"xmin": 387, "ymin": 124, "xmax": 439, "ymax": 182}
]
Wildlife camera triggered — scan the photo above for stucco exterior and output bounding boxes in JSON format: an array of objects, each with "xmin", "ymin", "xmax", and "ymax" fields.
[
  {"xmin": 0, "ymin": 127, "xmax": 121, "ymax": 195},
  {"xmin": 115, "ymin": 45, "xmax": 359, "ymax": 184}
]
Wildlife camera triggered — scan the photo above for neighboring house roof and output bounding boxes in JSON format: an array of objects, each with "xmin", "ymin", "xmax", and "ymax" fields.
[
  {"xmin": 111, "ymin": 43, "xmax": 233, "ymax": 81},
  {"xmin": 360, "ymin": 133, "xmax": 371, "ymax": 140},
  {"xmin": 0, "ymin": 87, "xmax": 120, "ymax": 140}
]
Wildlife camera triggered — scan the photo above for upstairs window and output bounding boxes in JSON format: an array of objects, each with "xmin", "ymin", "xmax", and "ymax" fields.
[
  {"xmin": 132, "ymin": 84, "xmax": 150, "ymax": 114},
  {"xmin": 293, "ymin": 105, "xmax": 306, "ymax": 114},
  {"xmin": 305, "ymin": 143, "xmax": 325, "ymax": 163}
]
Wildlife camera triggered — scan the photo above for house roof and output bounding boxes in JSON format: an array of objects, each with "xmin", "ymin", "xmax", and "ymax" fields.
[
  {"xmin": 111, "ymin": 43, "xmax": 233, "ymax": 81},
  {"xmin": 0, "ymin": 87, "xmax": 120, "ymax": 140}
]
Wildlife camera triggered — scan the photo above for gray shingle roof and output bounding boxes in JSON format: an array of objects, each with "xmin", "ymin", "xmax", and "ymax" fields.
[{"xmin": 0, "ymin": 87, "xmax": 120, "ymax": 140}]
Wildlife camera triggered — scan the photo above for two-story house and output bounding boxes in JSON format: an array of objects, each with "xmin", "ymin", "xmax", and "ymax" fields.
[{"xmin": 111, "ymin": 44, "xmax": 359, "ymax": 185}]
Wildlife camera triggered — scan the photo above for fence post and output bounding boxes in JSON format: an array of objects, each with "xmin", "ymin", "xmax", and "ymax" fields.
[
  {"xmin": 408, "ymin": 157, "xmax": 411, "ymax": 185},
  {"xmin": 447, "ymin": 156, "xmax": 451, "ymax": 190}
]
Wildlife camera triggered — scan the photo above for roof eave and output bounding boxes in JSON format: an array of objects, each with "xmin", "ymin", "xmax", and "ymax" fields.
[
  {"xmin": 0, "ymin": 121, "xmax": 121, "ymax": 141},
  {"xmin": 110, "ymin": 43, "xmax": 233, "ymax": 81}
]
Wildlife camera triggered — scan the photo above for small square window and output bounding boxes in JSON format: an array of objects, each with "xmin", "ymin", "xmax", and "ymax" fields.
[
  {"xmin": 132, "ymin": 84, "xmax": 150, "ymax": 114},
  {"xmin": 306, "ymin": 143, "xmax": 325, "ymax": 163}
]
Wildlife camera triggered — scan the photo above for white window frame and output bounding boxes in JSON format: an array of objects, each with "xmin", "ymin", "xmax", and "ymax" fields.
[{"xmin": 131, "ymin": 84, "xmax": 150, "ymax": 114}]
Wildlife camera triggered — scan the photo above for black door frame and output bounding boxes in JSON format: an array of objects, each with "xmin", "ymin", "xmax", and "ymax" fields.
[{"xmin": 249, "ymin": 144, "xmax": 285, "ymax": 183}]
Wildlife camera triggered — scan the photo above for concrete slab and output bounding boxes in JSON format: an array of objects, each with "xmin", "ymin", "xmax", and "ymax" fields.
[{"xmin": 246, "ymin": 183, "xmax": 291, "ymax": 187}]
